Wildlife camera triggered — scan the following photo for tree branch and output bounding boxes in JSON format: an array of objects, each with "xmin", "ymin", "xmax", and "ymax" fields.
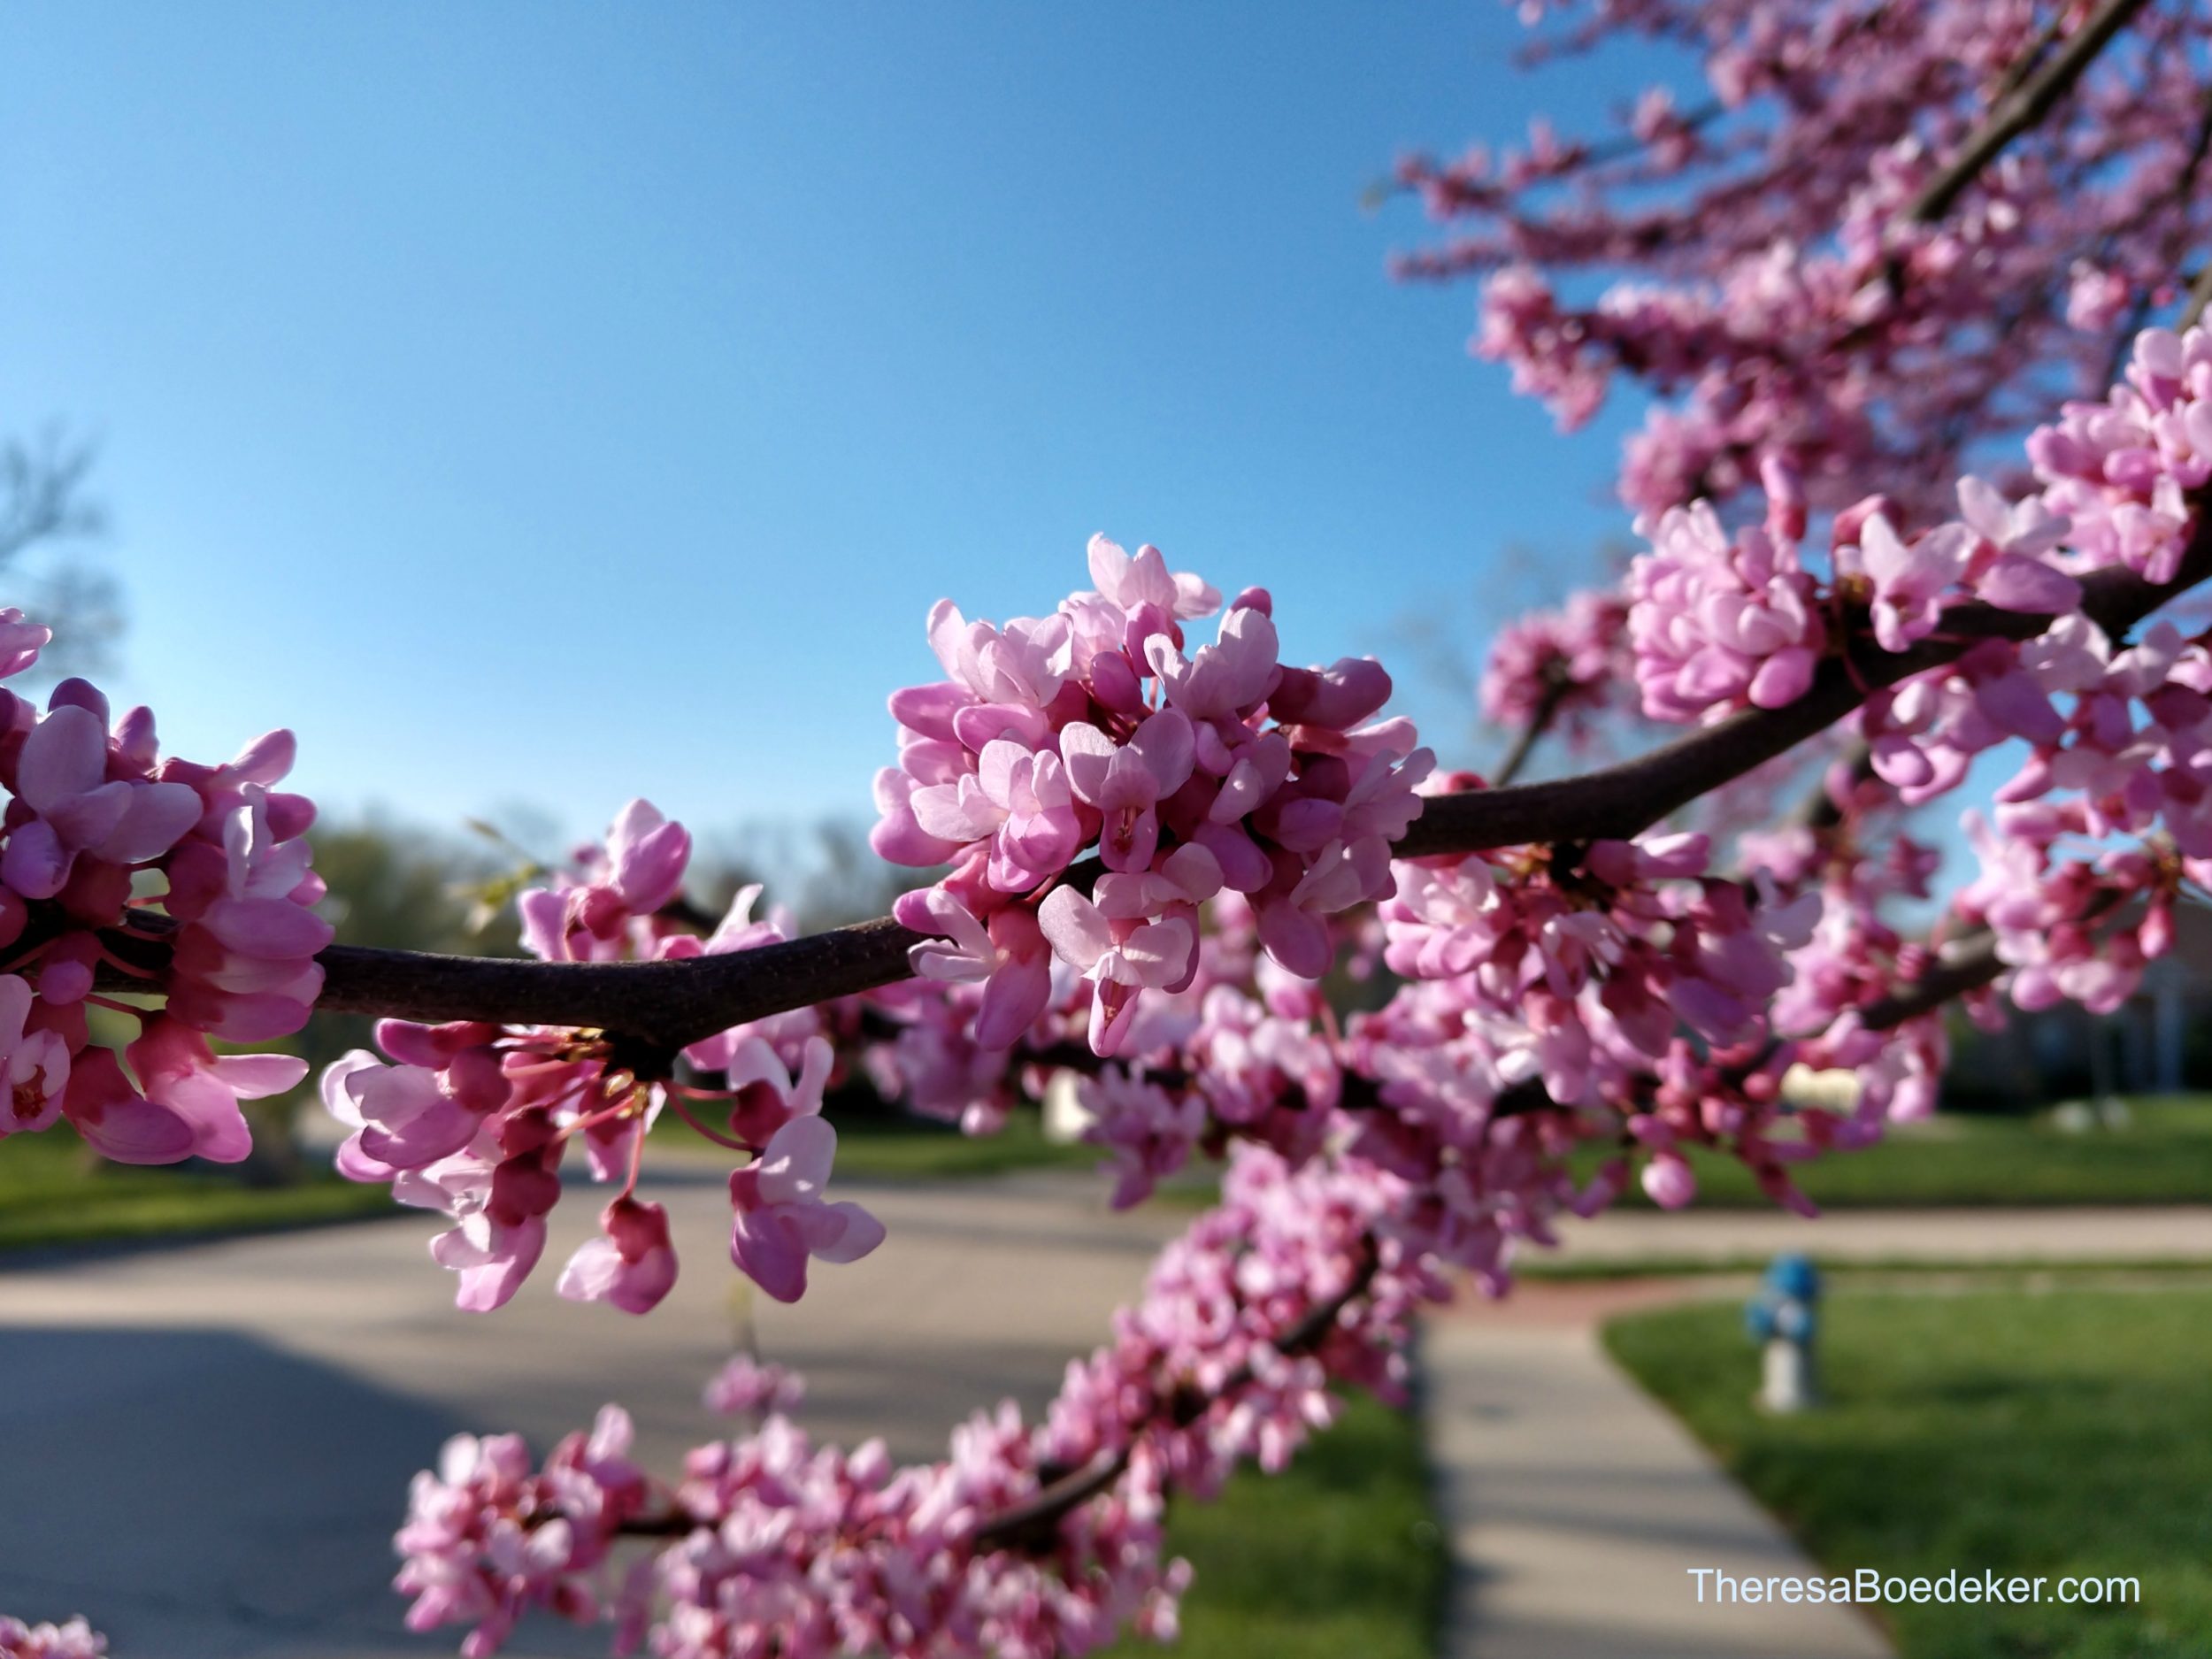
[
  {"xmin": 961, "ymin": 929, "xmax": 2013, "ymax": 1552},
  {"xmin": 1490, "ymin": 679, "xmax": 1570, "ymax": 788},
  {"xmin": 1902, "ymin": 0, "xmax": 2152, "ymax": 227},
  {"xmin": 94, "ymin": 524, "xmax": 2212, "ymax": 1050},
  {"xmin": 1397, "ymin": 529, "xmax": 2212, "ymax": 858},
  {"xmin": 965, "ymin": 1239, "xmax": 1382, "ymax": 1552}
]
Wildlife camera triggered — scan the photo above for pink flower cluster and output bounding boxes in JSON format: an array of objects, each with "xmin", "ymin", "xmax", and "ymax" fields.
[
  {"xmin": 1394, "ymin": 0, "xmax": 2212, "ymax": 525},
  {"xmin": 1626, "ymin": 498, "xmax": 1826, "ymax": 721},
  {"xmin": 1834, "ymin": 332, "xmax": 2212, "ymax": 843},
  {"xmin": 394, "ymin": 1147, "xmax": 1415, "ymax": 1659},
  {"xmin": 1628, "ymin": 457, "xmax": 2098, "ymax": 730},
  {"xmin": 0, "ymin": 1619, "xmax": 104, "ymax": 1659},
  {"xmin": 395, "ymin": 1406, "xmax": 651, "ymax": 1658},
  {"xmin": 1381, "ymin": 814, "xmax": 1819, "ymax": 1097},
  {"xmin": 2031, "ymin": 326, "xmax": 2212, "ymax": 588},
  {"xmin": 877, "ymin": 537, "xmax": 1432, "ymax": 1056},
  {"xmin": 0, "ymin": 619, "xmax": 327, "ymax": 1167},
  {"xmin": 1477, "ymin": 589, "xmax": 1631, "ymax": 746},
  {"xmin": 322, "ymin": 802, "xmax": 882, "ymax": 1312},
  {"xmin": 700, "ymin": 1352, "xmax": 806, "ymax": 1418}
]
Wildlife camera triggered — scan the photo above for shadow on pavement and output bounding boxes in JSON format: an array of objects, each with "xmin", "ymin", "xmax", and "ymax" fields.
[{"xmin": 0, "ymin": 1325, "xmax": 604, "ymax": 1659}]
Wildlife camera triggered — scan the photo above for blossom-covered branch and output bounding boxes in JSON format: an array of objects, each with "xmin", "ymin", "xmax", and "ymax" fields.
[{"xmin": 73, "ymin": 518, "xmax": 2207, "ymax": 1052}]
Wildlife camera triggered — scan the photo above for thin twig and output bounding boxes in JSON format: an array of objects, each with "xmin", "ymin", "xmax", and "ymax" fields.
[{"xmin": 1491, "ymin": 679, "xmax": 1569, "ymax": 788}]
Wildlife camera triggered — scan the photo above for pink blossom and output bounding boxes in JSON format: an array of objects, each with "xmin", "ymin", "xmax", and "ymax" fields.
[
  {"xmin": 602, "ymin": 799, "xmax": 692, "ymax": 914},
  {"xmin": 1087, "ymin": 533, "xmax": 1221, "ymax": 619},
  {"xmin": 1058, "ymin": 709, "xmax": 1196, "ymax": 872},
  {"xmin": 0, "ymin": 608, "xmax": 52, "ymax": 680},
  {"xmin": 163, "ymin": 780, "xmax": 332, "ymax": 1041},
  {"xmin": 1845, "ymin": 513, "xmax": 1972, "ymax": 653},
  {"xmin": 123, "ymin": 1015, "xmax": 308, "ymax": 1164},
  {"xmin": 1038, "ymin": 887, "xmax": 1197, "ymax": 1056},
  {"xmin": 1627, "ymin": 503, "xmax": 1824, "ymax": 722},
  {"xmin": 701, "ymin": 1353, "xmax": 807, "ymax": 1417},
  {"xmin": 897, "ymin": 887, "xmax": 1053, "ymax": 1048},
  {"xmin": 394, "ymin": 1407, "xmax": 647, "ymax": 1658},
  {"xmin": 1640, "ymin": 1152, "xmax": 1696, "ymax": 1210},
  {"xmin": 2, "ymin": 699, "xmax": 200, "ymax": 898},
  {"xmin": 0, "ymin": 1617, "xmax": 105, "ymax": 1659},
  {"xmin": 728, "ymin": 1115, "xmax": 886, "ymax": 1303},
  {"xmin": 0, "ymin": 975, "xmax": 69, "ymax": 1138},
  {"xmin": 431, "ymin": 1213, "xmax": 550, "ymax": 1316},
  {"xmin": 558, "ymin": 1195, "xmax": 679, "ymax": 1316},
  {"xmin": 1147, "ymin": 602, "xmax": 1280, "ymax": 718}
]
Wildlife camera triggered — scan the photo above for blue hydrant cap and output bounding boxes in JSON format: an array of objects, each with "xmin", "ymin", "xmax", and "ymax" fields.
[{"xmin": 1765, "ymin": 1253, "xmax": 1821, "ymax": 1300}]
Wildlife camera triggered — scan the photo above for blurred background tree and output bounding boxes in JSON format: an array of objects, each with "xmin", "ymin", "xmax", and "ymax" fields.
[{"xmin": 0, "ymin": 426, "xmax": 122, "ymax": 678}]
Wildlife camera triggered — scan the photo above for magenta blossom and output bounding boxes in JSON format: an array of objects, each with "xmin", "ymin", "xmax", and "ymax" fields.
[
  {"xmin": 123, "ymin": 1016, "xmax": 308, "ymax": 1164},
  {"xmin": 557, "ymin": 1195, "xmax": 679, "ymax": 1316},
  {"xmin": 431, "ymin": 1213, "xmax": 550, "ymax": 1317},
  {"xmin": 2, "ymin": 699, "xmax": 201, "ymax": 899},
  {"xmin": 1148, "ymin": 602, "xmax": 1280, "ymax": 718},
  {"xmin": 1038, "ymin": 887, "xmax": 1198, "ymax": 1056},
  {"xmin": 1059, "ymin": 709, "xmax": 1196, "ymax": 872},
  {"xmin": 0, "ymin": 1617, "xmax": 105, "ymax": 1659},
  {"xmin": 0, "ymin": 974, "xmax": 69, "ymax": 1138},
  {"xmin": 701, "ymin": 1353, "xmax": 807, "ymax": 1417},
  {"xmin": 728, "ymin": 1115, "xmax": 886, "ymax": 1303},
  {"xmin": 1846, "ymin": 513, "xmax": 1972, "ymax": 654},
  {"xmin": 602, "ymin": 799, "xmax": 692, "ymax": 915},
  {"xmin": 898, "ymin": 887, "xmax": 1053, "ymax": 1049},
  {"xmin": 1087, "ymin": 533, "xmax": 1221, "ymax": 618}
]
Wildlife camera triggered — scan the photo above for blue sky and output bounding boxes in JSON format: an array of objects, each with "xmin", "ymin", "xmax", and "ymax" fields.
[{"xmin": 4, "ymin": 3, "xmax": 1661, "ymax": 849}]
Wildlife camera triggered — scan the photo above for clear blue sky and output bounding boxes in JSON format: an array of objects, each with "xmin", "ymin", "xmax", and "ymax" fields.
[{"xmin": 4, "ymin": 3, "xmax": 1660, "ymax": 848}]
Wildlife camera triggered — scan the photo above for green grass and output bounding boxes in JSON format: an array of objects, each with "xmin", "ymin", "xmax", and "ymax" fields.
[
  {"xmin": 655, "ymin": 1100, "xmax": 1185, "ymax": 1183},
  {"xmin": 1105, "ymin": 1392, "xmax": 1444, "ymax": 1659},
  {"xmin": 0, "ymin": 1128, "xmax": 395, "ymax": 1254},
  {"xmin": 1594, "ymin": 1095, "xmax": 2212, "ymax": 1209},
  {"xmin": 1605, "ymin": 1288, "xmax": 2212, "ymax": 1658},
  {"xmin": 1522, "ymin": 1254, "xmax": 2212, "ymax": 1281},
  {"xmin": 823, "ymin": 1109, "xmax": 1098, "ymax": 1179}
]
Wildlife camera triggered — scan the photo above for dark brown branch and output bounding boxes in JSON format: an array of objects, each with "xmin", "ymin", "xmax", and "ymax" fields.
[
  {"xmin": 1491, "ymin": 679, "xmax": 1569, "ymax": 788},
  {"xmin": 1902, "ymin": 0, "xmax": 2152, "ymax": 227},
  {"xmin": 89, "ymin": 521, "xmax": 2212, "ymax": 1052},
  {"xmin": 962, "ymin": 924, "xmax": 2013, "ymax": 1552},
  {"xmin": 966, "ymin": 1240, "xmax": 1382, "ymax": 1552},
  {"xmin": 1397, "ymin": 529, "xmax": 2212, "ymax": 858}
]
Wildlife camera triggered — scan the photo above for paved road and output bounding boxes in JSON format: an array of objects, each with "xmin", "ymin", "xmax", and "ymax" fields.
[
  {"xmin": 9, "ymin": 1172, "xmax": 2200, "ymax": 1659},
  {"xmin": 0, "ymin": 1169, "xmax": 1181, "ymax": 1659}
]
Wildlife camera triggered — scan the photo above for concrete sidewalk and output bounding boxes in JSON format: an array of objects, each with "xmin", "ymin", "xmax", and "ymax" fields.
[
  {"xmin": 1425, "ymin": 1208, "xmax": 2212, "ymax": 1658},
  {"xmin": 0, "ymin": 1169, "xmax": 1180, "ymax": 1658},
  {"xmin": 1425, "ymin": 1284, "xmax": 1893, "ymax": 1659}
]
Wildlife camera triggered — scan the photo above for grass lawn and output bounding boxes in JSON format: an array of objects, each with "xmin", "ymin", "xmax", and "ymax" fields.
[
  {"xmin": 0, "ymin": 1128, "xmax": 395, "ymax": 1254},
  {"xmin": 811, "ymin": 1105, "xmax": 1101, "ymax": 1180},
  {"xmin": 651, "ymin": 1101, "xmax": 1102, "ymax": 1181},
  {"xmin": 1606, "ymin": 1287, "xmax": 2212, "ymax": 1658},
  {"xmin": 1598, "ymin": 1095, "xmax": 2212, "ymax": 1209},
  {"xmin": 1106, "ymin": 1391, "xmax": 1444, "ymax": 1659}
]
